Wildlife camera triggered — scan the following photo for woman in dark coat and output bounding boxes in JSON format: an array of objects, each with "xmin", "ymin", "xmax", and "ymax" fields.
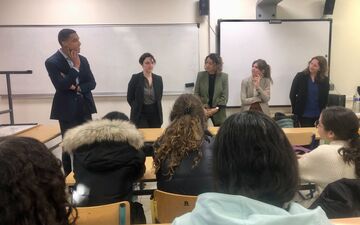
[
  {"xmin": 127, "ymin": 52, "xmax": 163, "ymax": 128},
  {"xmin": 290, "ymin": 56, "xmax": 330, "ymax": 127},
  {"xmin": 62, "ymin": 112, "xmax": 145, "ymax": 206},
  {"xmin": 154, "ymin": 94, "xmax": 215, "ymax": 195}
]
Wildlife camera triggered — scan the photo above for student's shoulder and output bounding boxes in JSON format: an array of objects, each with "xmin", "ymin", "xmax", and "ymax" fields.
[{"xmin": 45, "ymin": 51, "xmax": 63, "ymax": 64}]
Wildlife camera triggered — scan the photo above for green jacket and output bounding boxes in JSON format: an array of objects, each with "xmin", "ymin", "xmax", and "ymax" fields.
[{"xmin": 194, "ymin": 71, "xmax": 228, "ymax": 126}]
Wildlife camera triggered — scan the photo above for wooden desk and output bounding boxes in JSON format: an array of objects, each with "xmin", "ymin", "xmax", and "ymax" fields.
[
  {"xmin": 139, "ymin": 126, "xmax": 319, "ymax": 142},
  {"xmin": 139, "ymin": 128, "xmax": 164, "ymax": 142},
  {"xmin": 15, "ymin": 123, "xmax": 61, "ymax": 143},
  {"xmin": 66, "ymin": 156, "xmax": 155, "ymax": 186},
  {"xmin": 331, "ymin": 217, "xmax": 360, "ymax": 225},
  {"xmin": 140, "ymin": 217, "xmax": 360, "ymax": 225},
  {"xmin": 15, "ymin": 123, "xmax": 61, "ymax": 151}
]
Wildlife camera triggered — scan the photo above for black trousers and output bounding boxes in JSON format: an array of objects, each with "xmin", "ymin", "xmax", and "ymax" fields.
[
  {"xmin": 59, "ymin": 114, "xmax": 91, "ymax": 176},
  {"xmin": 136, "ymin": 103, "xmax": 161, "ymax": 128}
]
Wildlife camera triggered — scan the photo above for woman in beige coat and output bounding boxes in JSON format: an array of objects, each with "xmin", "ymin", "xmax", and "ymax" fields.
[{"xmin": 241, "ymin": 59, "xmax": 272, "ymax": 116}]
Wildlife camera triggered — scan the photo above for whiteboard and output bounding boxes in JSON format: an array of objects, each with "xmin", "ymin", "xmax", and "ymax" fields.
[
  {"xmin": 0, "ymin": 24, "xmax": 199, "ymax": 95},
  {"xmin": 219, "ymin": 20, "xmax": 331, "ymax": 106}
]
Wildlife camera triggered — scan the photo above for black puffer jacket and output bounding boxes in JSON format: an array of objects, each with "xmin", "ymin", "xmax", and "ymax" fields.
[
  {"xmin": 62, "ymin": 119, "xmax": 145, "ymax": 206},
  {"xmin": 156, "ymin": 134, "xmax": 215, "ymax": 195}
]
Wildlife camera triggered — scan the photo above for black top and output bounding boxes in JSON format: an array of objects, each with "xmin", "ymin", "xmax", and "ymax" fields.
[
  {"xmin": 208, "ymin": 74, "xmax": 216, "ymax": 107},
  {"xmin": 156, "ymin": 134, "xmax": 215, "ymax": 195}
]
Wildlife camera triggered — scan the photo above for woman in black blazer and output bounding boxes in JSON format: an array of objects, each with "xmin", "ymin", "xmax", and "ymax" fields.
[
  {"xmin": 127, "ymin": 53, "xmax": 163, "ymax": 128},
  {"xmin": 289, "ymin": 56, "xmax": 330, "ymax": 127}
]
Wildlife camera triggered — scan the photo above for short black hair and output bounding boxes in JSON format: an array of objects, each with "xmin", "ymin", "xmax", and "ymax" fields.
[
  {"xmin": 213, "ymin": 111, "xmax": 299, "ymax": 207},
  {"xmin": 139, "ymin": 52, "xmax": 156, "ymax": 65},
  {"xmin": 58, "ymin": 29, "xmax": 76, "ymax": 46},
  {"xmin": 102, "ymin": 111, "xmax": 129, "ymax": 121}
]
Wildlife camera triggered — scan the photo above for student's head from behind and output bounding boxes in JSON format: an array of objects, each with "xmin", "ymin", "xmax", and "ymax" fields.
[
  {"xmin": 213, "ymin": 111, "xmax": 299, "ymax": 207},
  {"xmin": 318, "ymin": 106, "xmax": 360, "ymax": 178},
  {"xmin": 0, "ymin": 136, "xmax": 76, "ymax": 225},
  {"xmin": 58, "ymin": 28, "xmax": 81, "ymax": 53},
  {"xmin": 154, "ymin": 94, "xmax": 207, "ymax": 176},
  {"xmin": 252, "ymin": 59, "xmax": 272, "ymax": 82},
  {"xmin": 139, "ymin": 52, "xmax": 156, "ymax": 74},
  {"xmin": 305, "ymin": 55, "xmax": 328, "ymax": 80},
  {"xmin": 318, "ymin": 106, "xmax": 358, "ymax": 141},
  {"xmin": 204, "ymin": 53, "xmax": 223, "ymax": 74},
  {"xmin": 102, "ymin": 111, "xmax": 129, "ymax": 121}
]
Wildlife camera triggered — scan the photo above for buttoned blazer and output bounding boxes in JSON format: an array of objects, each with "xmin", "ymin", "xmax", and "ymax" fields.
[
  {"xmin": 45, "ymin": 51, "xmax": 97, "ymax": 121},
  {"xmin": 127, "ymin": 72, "xmax": 163, "ymax": 126},
  {"xmin": 240, "ymin": 76, "xmax": 271, "ymax": 116}
]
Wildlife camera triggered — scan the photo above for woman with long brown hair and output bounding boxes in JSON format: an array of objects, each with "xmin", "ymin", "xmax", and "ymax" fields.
[
  {"xmin": 154, "ymin": 94, "xmax": 215, "ymax": 195},
  {"xmin": 298, "ymin": 106, "xmax": 360, "ymax": 207},
  {"xmin": 290, "ymin": 56, "xmax": 330, "ymax": 127}
]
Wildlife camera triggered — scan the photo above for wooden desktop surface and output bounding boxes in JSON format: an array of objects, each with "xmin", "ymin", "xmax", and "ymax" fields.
[
  {"xmin": 139, "ymin": 127, "xmax": 319, "ymax": 142},
  {"xmin": 15, "ymin": 123, "xmax": 61, "ymax": 143},
  {"xmin": 140, "ymin": 219, "xmax": 360, "ymax": 225}
]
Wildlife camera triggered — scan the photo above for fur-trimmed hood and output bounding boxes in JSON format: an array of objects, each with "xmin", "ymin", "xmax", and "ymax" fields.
[{"xmin": 62, "ymin": 119, "xmax": 144, "ymax": 153}]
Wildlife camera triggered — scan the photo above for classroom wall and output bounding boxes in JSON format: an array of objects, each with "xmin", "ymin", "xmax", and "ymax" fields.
[{"xmin": 1, "ymin": 0, "xmax": 359, "ymax": 125}]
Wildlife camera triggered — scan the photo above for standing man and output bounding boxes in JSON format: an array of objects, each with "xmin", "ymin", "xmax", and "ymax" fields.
[{"xmin": 45, "ymin": 29, "xmax": 97, "ymax": 176}]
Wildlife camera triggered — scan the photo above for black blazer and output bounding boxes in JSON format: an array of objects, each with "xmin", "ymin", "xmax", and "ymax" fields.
[
  {"xmin": 127, "ymin": 72, "xmax": 163, "ymax": 126},
  {"xmin": 45, "ymin": 51, "xmax": 97, "ymax": 121},
  {"xmin": 289, "ymin": 71, "xmax": 329, "ymax": 116}
]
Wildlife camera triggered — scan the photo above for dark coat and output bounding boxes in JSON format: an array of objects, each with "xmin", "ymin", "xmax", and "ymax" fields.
[
  {"xmin": 309, "ymin": 178, "xmax": 360, "ymax": 219},
  {"xmin": 156, "ymin": 134, "xmax": 215, "ymax": 195},
  {"xmin": 289, "ymin": 71, "xmax": 329, "ymax": 117},
  {"xmin": 45, "ymin": 50, "xmax": 97, "ymax": 121},
  {"xmin": 127, "ymin": 72, "xmax": 163, "ymax": 126},
  {"xmin": 62, "ymin": 119, "xmax": 145, "ymax": 206}
]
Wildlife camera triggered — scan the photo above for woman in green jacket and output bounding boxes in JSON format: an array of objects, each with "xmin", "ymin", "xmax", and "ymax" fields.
[{"xmin": 194, "ymin": 53, "xmax": 229, "ymax": 126}]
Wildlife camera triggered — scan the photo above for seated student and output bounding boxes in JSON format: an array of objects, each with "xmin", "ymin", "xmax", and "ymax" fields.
[
  {"xmin": 154, "ymin": 94, "xmax": 215, "ymax": 195},
  {"xmin": 0, "ymin": 136, "xmax": 77, "ymax": 225},
  {"xmin": 298, "ymin": 106, "xmax": 359, "ymax": 207},
  {"xmin": 173, "ymin": 111, "xmax": 331, "ymax": 225},
  {"xmin": 62, "ymin": 111, "xmax": 146, "ymax": 222}
]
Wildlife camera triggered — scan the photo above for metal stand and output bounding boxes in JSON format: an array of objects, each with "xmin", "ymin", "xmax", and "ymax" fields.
[{"xmin": 0, "ymin": 70, "xmax": 32, "ymax": 125}]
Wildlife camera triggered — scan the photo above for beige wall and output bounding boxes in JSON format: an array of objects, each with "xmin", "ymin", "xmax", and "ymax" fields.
[{"xmin": 1, "ymin": 0, "xmax": 359, "ymax": 125}]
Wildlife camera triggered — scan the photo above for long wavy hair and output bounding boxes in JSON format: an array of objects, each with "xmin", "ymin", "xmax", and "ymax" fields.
[
  {"xmin": 252, "ymin": 59, "xmax": 272, "ymax": 83},
  {"xmin": 154, "ymin": 94, "xmax": 208, "ymax": 178},
  {"xmin": 303, "ymin": 55, "xmax": 328, "ymax": 81},
  {"xmin": 0, "ymin": 136, "xmax": 77, "ymax": 225},
  {"xmin": 321, "ymin": 106, "xmax": 360, "ymax": 178}
]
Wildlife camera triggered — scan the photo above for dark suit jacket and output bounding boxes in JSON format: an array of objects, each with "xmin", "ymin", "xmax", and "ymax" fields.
[
  {"xmin": 45, "ymin": 50, "xmax": 97, "ymax": 121},
  {"xmin": 127, "ymin": 72, "xmax": 163, "ymax": 126},
  {"xmin": 289, "ymin": 71, "xmax": 329, "ymax": 117}
]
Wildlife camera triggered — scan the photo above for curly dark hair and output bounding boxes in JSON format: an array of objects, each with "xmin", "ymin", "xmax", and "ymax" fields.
[
  {"xmin": 154, "ymin": 94, "xmax": 208, "ymax": 178},
  {"xmin": 321, "ymin": 106, "xmax": 360, "ymax": 178},
  {"xmin": 0, "ymin": 136, "xmax": 77, "ymax": 225},
  {"xmin": 213, "ymin": 111, "xmax": 299, "ymax": 208}
]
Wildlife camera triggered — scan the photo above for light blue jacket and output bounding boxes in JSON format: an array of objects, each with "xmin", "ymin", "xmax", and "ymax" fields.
[{"xmin": 172, "ymin": 192, "xmax": 331, "ymax": 225}]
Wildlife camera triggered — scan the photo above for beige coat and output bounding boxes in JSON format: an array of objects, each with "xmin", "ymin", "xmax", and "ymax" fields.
[{"xmin": 240, "ymin": 76, "xmax": 271, "ymax": 116}]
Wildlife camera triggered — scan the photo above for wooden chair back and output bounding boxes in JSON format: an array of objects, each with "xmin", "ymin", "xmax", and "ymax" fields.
[
  {"xmin": 75, "ymin": 201, "xmax": 130, "ymax": 225},
  {"xmin": 152, "ymin": 190, "xmax": 197, "ymax": 223}
]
